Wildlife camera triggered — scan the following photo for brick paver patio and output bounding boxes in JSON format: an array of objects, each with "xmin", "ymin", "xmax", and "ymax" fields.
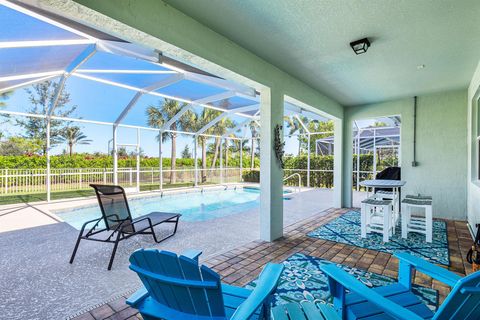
[{"xmin": 72, "ymin": 208, "xmax": 473, "ymax": 320}]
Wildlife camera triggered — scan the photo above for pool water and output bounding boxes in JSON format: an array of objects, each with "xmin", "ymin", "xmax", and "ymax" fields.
[{"xmin": 55, "ymin": 188, "xmax": 271, "ymax": 230}]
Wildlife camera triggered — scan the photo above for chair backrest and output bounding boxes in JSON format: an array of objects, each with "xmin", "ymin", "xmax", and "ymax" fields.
[
  {"xmin": 129, "ymin": 249, "xmax": 226, "ymax": 318},
  {"xmin": 90, "ymin": 184, "xmax": 134, "ymax": 232},
  {"xmin": 434, "ymin": 271, "xmax": 480, "ymax": 320},
  {"xmin": 375, "ymin": 166, "xmax": 401, "ymax": 180}
]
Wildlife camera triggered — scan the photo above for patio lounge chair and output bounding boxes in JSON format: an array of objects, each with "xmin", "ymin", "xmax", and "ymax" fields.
[
  {"xmin": 69, "ymin": 184, "xmax": 181, "ymax": 270},
  {"xmin": 127, "ymin": 248, "xmax": 284, "ymax": 320},
  {"xmin": 321, "ymin": 252, "xmax": 480, "ymax": 320}
]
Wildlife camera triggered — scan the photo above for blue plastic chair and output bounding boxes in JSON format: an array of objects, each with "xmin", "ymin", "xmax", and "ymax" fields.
[
  {"xmin": 321, "ymin": 252, "xmax": 480, "ymax": 319},
  {"xmin": 127, "ymin": 249, "xmax": 284, "ymax": 320}
]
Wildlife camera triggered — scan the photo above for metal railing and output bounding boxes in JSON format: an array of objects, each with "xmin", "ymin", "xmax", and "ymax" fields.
[
  {"xmin": 0, "ymin": 167, "xmax": 245, "ymax": 196},
  {"xmin": 283, "ymin": 173, "xmax": 302, "ymax": 193}
]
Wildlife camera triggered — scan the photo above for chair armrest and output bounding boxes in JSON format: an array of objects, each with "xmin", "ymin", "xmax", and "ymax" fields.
[
  {"xmin": 395, "ymin": 252, "xmax": 461, "ymax": 287},
  {"xmin": 126, "ymin": 286, "xmax": 149, "ymax": 307},
  {"xmin": 230, "ymin": 263, "xmax": 284, "ymax": 320},
  {"xmin": 321, "ymin": 264, "xmax": 424, "ymax": 320},
  {"xmin": 181, "ymin": 249, "xmax": 202, "ymax": 262}
]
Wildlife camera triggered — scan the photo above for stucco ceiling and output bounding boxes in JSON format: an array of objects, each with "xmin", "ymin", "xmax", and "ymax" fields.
[{"xmin": 165, "ymin": 0, "xmax": 480, "ymax": 106}]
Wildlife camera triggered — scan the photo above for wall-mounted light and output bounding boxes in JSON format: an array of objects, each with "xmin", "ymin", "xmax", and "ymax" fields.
[{"xmin": 350, "ymin": 38, "xmax": 370, "ymax": 55}]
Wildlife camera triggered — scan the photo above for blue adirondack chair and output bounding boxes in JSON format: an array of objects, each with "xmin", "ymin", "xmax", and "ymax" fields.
[
  {"xmin": 127, "ymin": 248, "xmax": 284, "ymax": 320},
  {"xmin": 321, "ymin": 252, "xmax": 480, "ymax": 319}
]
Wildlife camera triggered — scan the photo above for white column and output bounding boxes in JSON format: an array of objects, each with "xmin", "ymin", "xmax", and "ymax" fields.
[
  {"xmin": 307, "ymin": 133, "xmax": 311, "ymax": 188},
  {"xmin": 373, "ymin": 128, "xmax": 377, "ymax": 177},
  {"xmin": 357, "ymin": 130, "xmax": 361, "ymax": 191},
  {"xmin": 334, "ymin": 118, "xmax": 345, "ymax": 207},
  {"xmin": 220, "ymin": 138, "xmax": 224, "ymax": 184},
  {"xmin": 46, "ymin": 118, "xmax": 51, "ymax": 202},
  {"xmin": 260, "ymin": 88, "xmax": 284, "ymax": 241},
  {"xmin": 159, "ymin": 132, "xmax": 163, "ymax": 191},
  {"xmin": 136, "ymin": 128, "xmax": 140, "ymax": 192},
  {"xmin": 113, "ymin": 125, "xmax": 118, "ymax": 184},
  {"xmin": 239, "ymin": 139, "xmax": 243, "ymax": 182},
  {"xmin": 194, "ymin": 136, "xmax": 198, "ymax": 186}
]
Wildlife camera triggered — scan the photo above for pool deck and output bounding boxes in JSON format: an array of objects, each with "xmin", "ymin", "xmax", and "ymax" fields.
[
  {"xmin": 71, "ymin": 207, "xmax": 472, "ymax": 320},
  {"xmin": 0, "ymin": 186, "xmax": 344, "ymax": 319}
]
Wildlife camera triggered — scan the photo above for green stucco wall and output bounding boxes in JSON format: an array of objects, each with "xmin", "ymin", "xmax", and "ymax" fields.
[{"xmin": 343, "ymin": 89, "xmax": 468, "ymax": 220}]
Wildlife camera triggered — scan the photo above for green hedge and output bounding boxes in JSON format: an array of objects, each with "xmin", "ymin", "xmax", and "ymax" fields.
[{"xmin": 241, "ymin": 154, "xmax": 395, "ymax": 188}]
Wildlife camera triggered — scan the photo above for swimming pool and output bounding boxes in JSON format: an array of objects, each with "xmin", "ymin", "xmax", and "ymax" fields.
[{"xmin": 54, "ymin": 187, "xmax": 288, "ymax": 229}]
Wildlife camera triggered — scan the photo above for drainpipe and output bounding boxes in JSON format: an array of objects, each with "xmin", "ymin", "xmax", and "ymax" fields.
[{"xmin": 412, "ymin": 96, "xmax": 418, "ymax": 167}]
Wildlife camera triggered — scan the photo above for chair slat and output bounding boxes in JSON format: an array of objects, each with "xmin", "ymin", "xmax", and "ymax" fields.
[
  {"xmin": 155, "ymin": 251, "xmax": 196, "ymax": 314},
  {"xmin": 201, "ymin": 265, "xmax": 226, "ymax": 317},
  {"xmin": 285, "ymin": 303, "xmax": 307, "ymax": 320},
  {"xmin": 178, "ymin": 255, "xmax": 211, "ymax": 316},
  {"xmin": 302, "ymin": 302, "xmax": 327, "ymax": 320},
  {"xmin": 271, "ymin": 305, "xmax": 290, "ymax": 320},
  {"xmin": 130, "ymin": 250, "xmax": 168, "ymax": 306},
  {"xmin": 133, "ymin": 250, "xmax": 181, "ymax": 310}
]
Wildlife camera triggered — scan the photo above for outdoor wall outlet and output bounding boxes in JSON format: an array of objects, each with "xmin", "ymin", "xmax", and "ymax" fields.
[{"xmin": 412, "ymin": 161, "xmax": 419, "ymax": 167}]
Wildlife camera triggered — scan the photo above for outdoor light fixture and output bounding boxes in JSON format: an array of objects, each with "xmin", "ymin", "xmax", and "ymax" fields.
[{"xmin": 350, "ymin": 38, "xmax": 370, "ymax": 55}]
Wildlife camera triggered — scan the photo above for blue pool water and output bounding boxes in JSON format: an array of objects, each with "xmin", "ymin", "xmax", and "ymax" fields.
[{"xmin": 55, "ymin": 188, "xmax": 270, "ymax": 230}]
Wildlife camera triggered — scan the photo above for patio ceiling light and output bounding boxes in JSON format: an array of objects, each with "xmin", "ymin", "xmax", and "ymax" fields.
[{"xmin": 350, "ymin": 38, "xmax": 370, "ymax": 55}]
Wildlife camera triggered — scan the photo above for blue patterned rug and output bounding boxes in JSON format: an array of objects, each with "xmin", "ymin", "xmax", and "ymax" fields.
[
  {"xmin": 247, "ymin": 253, "xmax": 438, "ymax": 311},
  {"xmin": 307, "ymin": 211, "xmax": 450, "ymax": 265}
]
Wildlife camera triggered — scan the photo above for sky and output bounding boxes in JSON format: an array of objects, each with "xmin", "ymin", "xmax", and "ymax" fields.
[{"xmin": 0, "ymin": 3, "xmax": 333, "ymax": 158}]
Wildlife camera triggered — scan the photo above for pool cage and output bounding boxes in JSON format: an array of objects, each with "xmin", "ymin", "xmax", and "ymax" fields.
[
  {"xmin": 0, "ymin": 1, "xmax": 332, "ymax": 201},
  {"xmin": 316, "ymin": 119, "xmax": 401, "ymax": 191}
]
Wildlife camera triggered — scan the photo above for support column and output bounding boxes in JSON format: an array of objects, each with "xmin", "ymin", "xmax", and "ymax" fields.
[
  {"xmin": 341, "ymin": 116, "xmax": 353, "ymax": 207},
  {"xmin": 220, "ymin": 138, "xmax": 224, "ymax": 184},
  {"xmin": 159, "ymin": 132, "xmax": 163, "ymax": 191},
  {"xmin": 356, "ymin": 129, "xmax": 360, "ymax": 191},
  {"xmin": 46, "ymin": 118, "xmax": 51, "ymax": 202},
  {"xmin": 373, "ymin": 128, "xmax": 377, "ymax": 177},
  {"xmin": 136, "ymin": 128, "xmax": 140, "ymax": 192},
  {"xmin": 334, "ymin": 118, "xmax": 346, "ymax": 207},
  {"xmin": 113, "ymin": 125, "xmax": 118, "ymax": 185},
  {"xmin": 194, "ymin": 136, "xmax": 198, "ymax": 186},
  {"xmin": 307, "ymin": 133, "xmax": 311, "ymax": 188},
  {"xmin": 260, "ymin": 88, "xmax": 284, "ymax": 241}
]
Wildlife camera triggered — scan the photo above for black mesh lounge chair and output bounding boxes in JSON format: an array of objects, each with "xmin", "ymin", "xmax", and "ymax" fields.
[{"xmin": 69, "ymin": 184, "xmax": 181, "ymax": 270}]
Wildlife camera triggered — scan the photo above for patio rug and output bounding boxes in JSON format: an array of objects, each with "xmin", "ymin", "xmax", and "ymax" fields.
[
  {"xmin": 307, "ymin": 211, "xmax": 450, "ymax": 265},
  {"xmin": 247, "ymin": 253, "xmax": 438, "ymax": 311}
]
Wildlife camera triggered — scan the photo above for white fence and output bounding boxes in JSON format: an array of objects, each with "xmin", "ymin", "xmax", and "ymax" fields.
[{"xmin": 0, "ymin": 167, "xmax": 245, "ymax": 196}]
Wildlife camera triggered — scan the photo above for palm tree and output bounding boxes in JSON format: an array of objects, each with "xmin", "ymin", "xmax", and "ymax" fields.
[
  {"xmin": 147, "ymin": 99, "xmax": 188, "ymax": 184},
  {"xmin": 59, "ymin": 126, "xmax": 92, "ymax": 156},
  {"xmin": 284, "ymin": 115, "xmax": 303, "ymax": 156},
  {"xmin": 248, "ymin": 121, "xmax": 260, "ymax": 169},
  {"xmin": 182, "ymin": 108, "xmax": 221, "ymax": 183},
  {"xmin": 209, "ymin": 117, "xmax": 234, "ymax": 169}
]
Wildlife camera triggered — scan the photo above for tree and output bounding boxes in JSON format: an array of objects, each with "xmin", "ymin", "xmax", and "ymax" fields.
[
  {"xmin": 0, "ymin": 91, "xmax": 13, "ymax": 138},
  {"xmin": 284, "ymin": 115, "xmax": 304, "ymax": 156},
  {"xmin": 299, "ymin": 120, "xmax": 334, "ymax": 154},
  {"xmin": 181, "ymin": 145, "xmax": 192, "ymax": 158},
  {"xmin": 209, "ymin": 116, "xmax": 234, "ymax": 169},
  {"xmin": 182, "ymin": 108, "xmax": 222, "ymax": 183},
  {"xmin": 0, "ymin": 136, "xmax": 43, "ymax": 156},
  {"xmin": 146, "ymin": 99, "xmax": 188, "ymax": 184},
  {"xmin": 248, "ymin": 121, "xmax": 260, "ymax": 169},
  {"xmin": 59, "ymin": 126, "xmax": 92, "ymax": 156},
  {"xmin": 16, "ymin": 81, "xmax": 76, "ymax": 154}
]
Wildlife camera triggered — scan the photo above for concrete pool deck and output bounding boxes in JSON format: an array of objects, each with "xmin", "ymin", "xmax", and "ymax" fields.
[{"xmin": 0, "ymin": 187, "xmax": 365, "ymax": 319}]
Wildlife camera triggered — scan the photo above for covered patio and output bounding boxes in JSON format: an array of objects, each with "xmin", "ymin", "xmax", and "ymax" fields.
[{"xmin": 1, "ymin": 0, "xmax": 480, "ymax": 320}]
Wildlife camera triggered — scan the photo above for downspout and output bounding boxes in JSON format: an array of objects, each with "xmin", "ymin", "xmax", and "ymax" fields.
[{"xmin": 412, "ymin": 96, "xmax": 418, "ymax": 167}]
